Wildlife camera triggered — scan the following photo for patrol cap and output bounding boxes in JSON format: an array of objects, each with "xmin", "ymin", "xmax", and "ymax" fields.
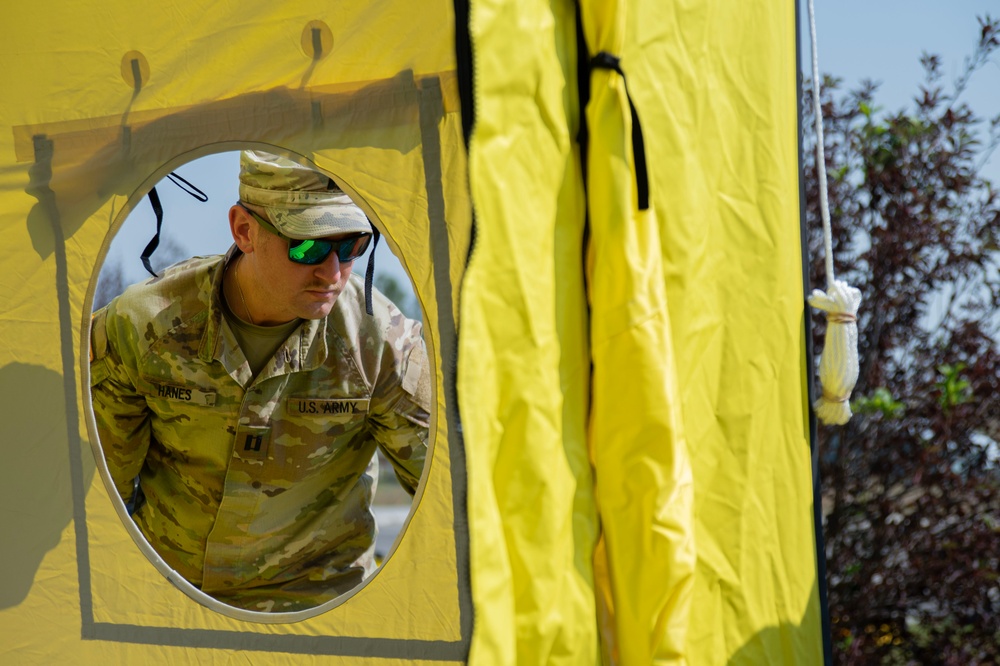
[{"xmin": 238, "ymin": 150, "xmax": 370, "ymax": 239}]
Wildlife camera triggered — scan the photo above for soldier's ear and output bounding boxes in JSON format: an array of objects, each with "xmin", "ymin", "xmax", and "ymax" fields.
[{"xmin": 229, "ymin": 205, "xmax": 255, "ymax": 254}]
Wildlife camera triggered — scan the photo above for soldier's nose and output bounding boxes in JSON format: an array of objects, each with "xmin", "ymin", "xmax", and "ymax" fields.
[{"xmin": 313, "ymin": 252, "xmax": 342, "ymax": 283}]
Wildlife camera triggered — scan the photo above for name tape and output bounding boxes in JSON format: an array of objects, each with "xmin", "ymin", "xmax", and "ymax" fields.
[
  {"xmin": 154, "ymin": 382, "xmax": 217, "ymax": 406},
  {"xmin": 289, "ymin": 398, "xmax": 370, "ymax": 416}
]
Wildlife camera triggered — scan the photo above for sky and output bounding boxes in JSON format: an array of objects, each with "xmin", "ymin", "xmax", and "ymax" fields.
[
  {"xmin": 806, "ymin": 1, "xmax": 999, "ymax": 182},
  {"xmin": 101, "ymin": 2, "xmax": 1000, "ymax": 302}
]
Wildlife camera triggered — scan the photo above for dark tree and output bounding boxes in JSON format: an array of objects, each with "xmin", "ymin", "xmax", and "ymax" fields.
[
  {"xmin": 93, "ymin": 237, "xmax": 190, "ymax": 310},
  {"xmin": 804, "ymin": 16, "xmax": 1000, "ymax": 665}
]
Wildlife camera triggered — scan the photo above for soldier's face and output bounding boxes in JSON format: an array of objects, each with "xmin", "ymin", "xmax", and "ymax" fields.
[{"xmin": 249, "ymin": 224, "xmax": 355, "ymax": 323}]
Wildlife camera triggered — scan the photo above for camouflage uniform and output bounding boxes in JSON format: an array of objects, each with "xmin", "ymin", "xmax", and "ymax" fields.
[{"xmin": 90, "ymin": 248, "xmax": 430, "ymax": 612}]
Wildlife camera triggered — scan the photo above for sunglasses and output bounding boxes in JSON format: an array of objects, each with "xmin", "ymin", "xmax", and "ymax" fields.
[{"xmin": 238, "ymin": 202, "xmax": 372, "ymax": 265}]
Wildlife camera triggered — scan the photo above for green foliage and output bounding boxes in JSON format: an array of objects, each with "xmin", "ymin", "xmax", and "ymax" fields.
[
  {"xmin": 936, "ymin": 363, "xmax": 973, "ymax": 410},
  {"xmin": 852, "ymin": 387, "xmax": 905, "ymax": 418}
]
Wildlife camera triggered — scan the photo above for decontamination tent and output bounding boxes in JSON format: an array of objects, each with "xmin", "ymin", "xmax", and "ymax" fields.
[{"xmin": 0, "ymin": 0, "xmax": 825, "ymax": 663}]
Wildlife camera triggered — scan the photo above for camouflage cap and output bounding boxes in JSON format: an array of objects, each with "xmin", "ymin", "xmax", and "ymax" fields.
[{"xmin": 238, "ymin": 150, "xmax": 371, "ymax": 239}]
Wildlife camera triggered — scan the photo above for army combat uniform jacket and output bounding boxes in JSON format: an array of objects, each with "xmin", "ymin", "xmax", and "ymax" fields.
[{"xmin": 90, "ymin": 251, "xmax": 430, "ymax": 612}]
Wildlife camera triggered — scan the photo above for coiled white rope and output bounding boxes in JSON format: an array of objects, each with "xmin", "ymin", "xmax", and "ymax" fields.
[{"xmin": 806, "ymin": 0, "xmax": 862, "ymax": 426}]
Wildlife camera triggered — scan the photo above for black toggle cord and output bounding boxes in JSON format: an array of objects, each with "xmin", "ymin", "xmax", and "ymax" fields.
[
  {"xmin": 140, "ymin": 172, "xmax": 209, "ymax": 277},
  {"xmin": 165, "ymin": 172, "xmax": 209, "ymax": 202},
  {"xmin": 140, "ymin": 187, "xmax": 164, "ymax": 277},
  {"xmin": 590, "ymin": 51, "xmax": 650, "ymax": 211},
  {"xmin": 364, "ymin": 223, "xmax": 381, "ymax": 316}
]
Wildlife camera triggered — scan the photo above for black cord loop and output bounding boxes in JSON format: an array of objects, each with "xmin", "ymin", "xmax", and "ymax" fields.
[
  {"xmin": 140, "ymin": 171, "xmax": 209, "ymax": 277},
  {"xmin": 590, "ymin": 51, "xmax": 650, "ymax": 211},
  {"xmin": 140, "ymin": 186, "xmax": 164, "ymax": 277},
  {"xmin": 165, "ymin": 171, "xmax": 209, "ymax": 202},
  {"xmin": 364, "ymin": 222, "xmax": 381, "ymax": 316}
]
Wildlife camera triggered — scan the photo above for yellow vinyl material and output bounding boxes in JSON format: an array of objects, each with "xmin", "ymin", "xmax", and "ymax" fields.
[{"xmin": 0, "ymin": 0, "xmax": 822, "ymax": 663}]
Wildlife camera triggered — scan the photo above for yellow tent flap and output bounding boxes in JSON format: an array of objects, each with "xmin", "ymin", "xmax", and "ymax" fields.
[{"xmin": 0, "ymin": 0, "xmax": 824, "ymax": 663}]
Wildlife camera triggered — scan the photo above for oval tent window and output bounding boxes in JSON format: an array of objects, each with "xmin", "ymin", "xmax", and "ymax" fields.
[{"xmin": 88, "ymin": 149, "xmax": 430, "ymax": 617}]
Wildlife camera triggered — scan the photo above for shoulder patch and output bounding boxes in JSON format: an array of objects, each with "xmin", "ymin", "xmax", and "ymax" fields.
[
  {"xmin": 401, "ymin": 342, "xmax": 431, "ymax": 410},
  {"xmin": 90, "ymin": 307, "xmax": 109, "ymax": 363}
]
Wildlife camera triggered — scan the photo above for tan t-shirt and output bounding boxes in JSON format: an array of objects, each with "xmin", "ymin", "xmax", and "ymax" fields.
[{"xmin": 221, "ymin": 295, "xmax": 301, "ymax": 378}]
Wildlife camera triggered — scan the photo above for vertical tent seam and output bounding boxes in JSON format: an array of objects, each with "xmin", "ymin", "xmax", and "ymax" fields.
[{"xmin": 795, "ymin": 0, "xmax": 834, "ymax": 662}]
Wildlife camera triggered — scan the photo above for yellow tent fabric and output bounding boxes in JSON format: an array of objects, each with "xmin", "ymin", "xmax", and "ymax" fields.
[
  {"xmin": 0, "ymin": 0, "xmax": 823, "ymax": 663},
  {"xmin": 579, "ymin": 0, "xmax": 696, "ymax": 662},
  {"xmin": 632, "ymin": 4, "xmax": 825, "ymax": 661},
  {"xmin": 462, "ymin": 0, "xmax": 821, "ymax": 663},
  {"xmin": 1, "ymin": 1, "xmax": 472, "ymax": 663}
]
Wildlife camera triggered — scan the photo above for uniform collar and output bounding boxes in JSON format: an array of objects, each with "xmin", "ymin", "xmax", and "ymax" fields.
[{"xmin": 198, "ymin": 247, "xmax": 330, "ymax": 383}]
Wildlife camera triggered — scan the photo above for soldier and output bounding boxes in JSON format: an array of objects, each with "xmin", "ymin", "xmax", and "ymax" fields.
[{"xmin": 89, "ymin": 151, "xmax": 431, "ymax": 612}]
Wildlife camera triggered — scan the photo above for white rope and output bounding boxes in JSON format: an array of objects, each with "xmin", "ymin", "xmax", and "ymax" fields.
[{"xmin": 805, "ymin": 0, "xmax": 862, "ymax": 426}]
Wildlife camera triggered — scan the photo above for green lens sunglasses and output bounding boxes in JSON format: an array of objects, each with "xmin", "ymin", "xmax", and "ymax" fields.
[{"xmin": 237, "ymin": 202, "xmax": 372, "ymax": 265}]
